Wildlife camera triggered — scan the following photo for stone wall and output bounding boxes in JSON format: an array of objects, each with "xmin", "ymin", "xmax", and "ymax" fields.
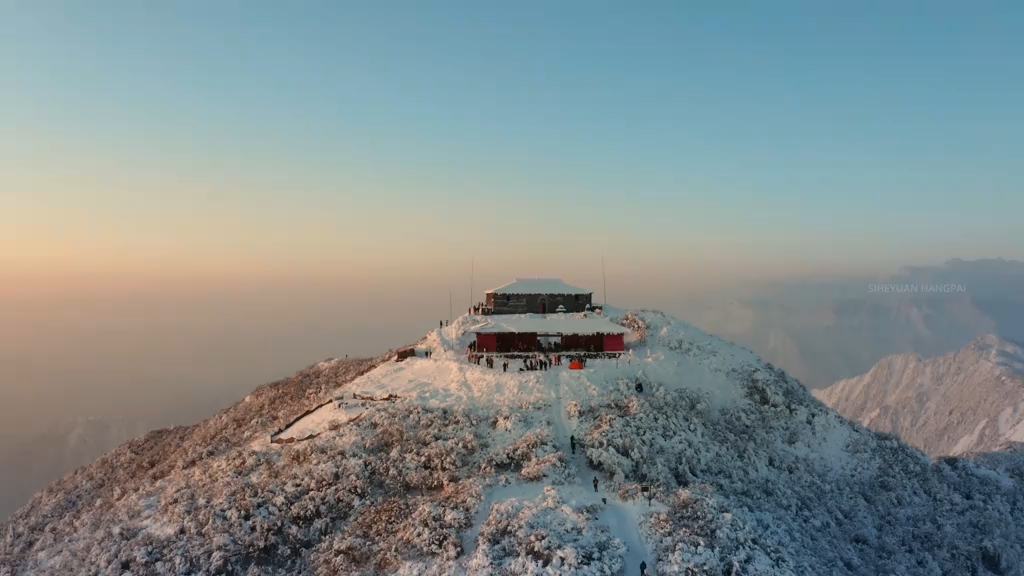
[{"xmin": 487, "ymin": 292, "xmax": 593, "ymax": 314}]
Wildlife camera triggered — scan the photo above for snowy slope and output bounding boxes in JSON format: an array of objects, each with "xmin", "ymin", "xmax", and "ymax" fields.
[
  {"xmin": 814, "ymin": 334, "xmax": 1024, "ymax": 456},
  {"xmin": 4, "ymin": 310, "xmax": 1024, "ymax": 575}
]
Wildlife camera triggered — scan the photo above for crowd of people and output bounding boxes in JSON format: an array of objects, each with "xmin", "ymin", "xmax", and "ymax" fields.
[
  {"xmin": 466, "ymin": 349, "xmax": 599, "ymax": 371},
  {"xmin": 464, "ymin": 350, "xmax": 638, "ymax": 372}
]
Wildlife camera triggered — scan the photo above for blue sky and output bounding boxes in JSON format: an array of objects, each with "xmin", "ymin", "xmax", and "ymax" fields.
[
  {"xmin": 3, "ymin": 1, "xmax": 1023, "ymax": 281},
  {"xmin": 2, "ymin": 1, "xmax": 1024, "ymax": 460}
]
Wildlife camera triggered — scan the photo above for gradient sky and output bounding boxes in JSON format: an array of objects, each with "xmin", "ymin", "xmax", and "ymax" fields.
[
  {"xmin": 3, "ymin": 0, "xmax": 1022, "ymax": 284},
  {"xmin": 2, "ymin": 3, "xmax": 1024, "ymax": 514}
]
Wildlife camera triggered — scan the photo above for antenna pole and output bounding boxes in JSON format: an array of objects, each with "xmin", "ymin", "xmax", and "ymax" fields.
[
  {"xmin": 602, "ymin": 254, "xmax": 607, "ymax": 305},
  {"xmin": 449, "ymin": 290, "xmax": 452, "ymax": 325},
  {"xmin": 470, "ymin": 256, "xmax": 474, "ymax": 313}
]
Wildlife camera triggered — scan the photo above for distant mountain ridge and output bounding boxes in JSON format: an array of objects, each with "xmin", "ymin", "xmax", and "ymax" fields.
[
  {"xmin": 814, "ymin": 334, "xmax": 1024, "ymax": 456},
  {"xmin": 685, "ymin": 258, "xmax": 1024, "ymax": 388}
]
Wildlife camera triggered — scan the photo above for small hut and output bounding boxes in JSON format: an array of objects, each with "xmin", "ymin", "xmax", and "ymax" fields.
[
  {"xmin": 485, "ymin": 278, "xmax": 593, "ymax": 314},
  {"xmin": 395, "ymin": 346, "xmax": 417, "ymax": 362}
]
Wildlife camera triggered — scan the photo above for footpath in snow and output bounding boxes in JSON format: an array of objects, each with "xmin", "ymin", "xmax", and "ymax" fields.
[
  {"xmin": 549, "ymin": 368, "xmax": 658, "ymax": 576},
  {"xmin": 461, "ymin": 359, "xmax": 662, "ymax": 575}
]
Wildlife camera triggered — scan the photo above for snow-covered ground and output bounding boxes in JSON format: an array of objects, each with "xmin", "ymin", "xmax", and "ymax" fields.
[
  {"xmin": 275, "ymin": 309, "xmax": 749, "ymax": 443},
  {"xmin": 272, "ymin": 311, "xmax": 667, "ymax": 572},
  {"xmin": 7, "ymin": 310, "xmax": 1024, "ymax": 575}
]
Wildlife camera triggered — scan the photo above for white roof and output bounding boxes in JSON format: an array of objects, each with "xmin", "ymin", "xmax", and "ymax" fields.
[
  {"xmin": 469, "ymin": 315, "xmax": 630, "ymax": 335},
  {"xmin": 487, "ymin": 278, "xmax": 592, "ymax": 295}
]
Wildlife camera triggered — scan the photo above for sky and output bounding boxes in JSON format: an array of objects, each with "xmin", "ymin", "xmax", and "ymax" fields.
[
  {"xmin": 4, "ymin": 1, "xmax": 1023, "ymax": 280},
  {"xmin": 1, "ymin": 3, "xmax": 1023, "ymax": 432}
]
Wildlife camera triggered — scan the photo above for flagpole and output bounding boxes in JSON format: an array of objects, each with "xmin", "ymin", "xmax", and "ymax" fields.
[{"xmin": 602, "ymin": 254, "xmax": 607, "ymax": 305}]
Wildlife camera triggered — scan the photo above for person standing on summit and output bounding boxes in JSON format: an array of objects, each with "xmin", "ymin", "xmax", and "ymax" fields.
[{"xmin": 593, "ymin": 476, "xmax": 599, "ymax": 492}]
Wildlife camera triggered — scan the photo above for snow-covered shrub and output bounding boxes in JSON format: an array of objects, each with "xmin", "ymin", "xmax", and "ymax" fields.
[
  {"xmin": 519, "ymin": 453, "xmax": 565, "ymax": 482},
  {"xmin": 312, "ymin": 489, "xmax": 470, "ymax": 574},
  {"xmin": 492, "ymin": 408, "xmax": 518, "ymax": 431},
  {"xmin": 482, "ymin": 429, "xmax": 569, "ymax": 482},
  {"xmin": 573, "ymin": 357, "xmax": 1024, "ymax": 575},
  {"xmin": 645, "ymin": 486, "xmax": 789, "ymax": 575},
  {"xmin": 467, "ymin": 488, "xmax": 625, "ymax": 574},
  {"xmin": 617, "ymin": 312, "xmax": 649, "ymax": 342}
]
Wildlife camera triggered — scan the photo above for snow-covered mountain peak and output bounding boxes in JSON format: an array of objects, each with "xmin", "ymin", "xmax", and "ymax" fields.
[
  {"xmin": 4, "ymin": 309, "xmax": 1024, "ymax": 575},
  {"xmin": 816, "ymin": 335, "xmax": 1024, "ymax": 458},
  {"xmin": 964, "ymin": 334, "xmax": 1024, "ymax": 375}
]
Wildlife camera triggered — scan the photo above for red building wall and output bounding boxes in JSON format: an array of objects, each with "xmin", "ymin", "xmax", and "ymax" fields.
[
  {"xmin": 603, "ymin": 334, "xmax": 625, "ymax": 352},
  {"xmin": 496, "ymin": 332, "xmax": 538, "ymax": 352},
  {"xmin": 476, "ymin": 332, "xmax": 538, "ymax": 353},
  {"xmin": 476, "ymin": 333, "xmax": 497, "ymax": 352},
  {"xmin": 562, "ymin": 334, "xmax": 604, "ymax": 352},
  {"xmin": 477, "ymin": 332, "xmax": 623, "ymax": 353}
]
